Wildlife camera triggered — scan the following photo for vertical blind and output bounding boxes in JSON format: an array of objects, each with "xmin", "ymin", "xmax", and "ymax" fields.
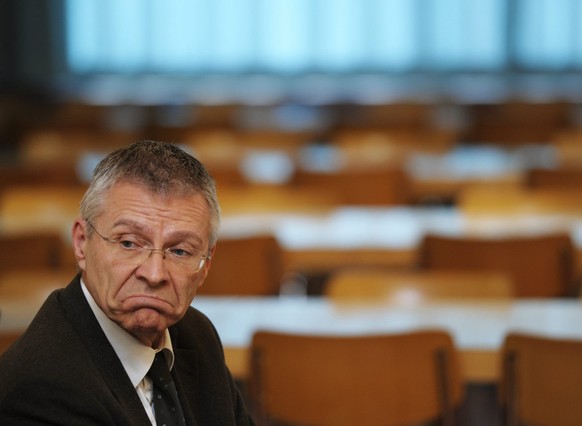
[{"xmin": 66, "ymin": 0, "xmax": 580, "ymax": 74}]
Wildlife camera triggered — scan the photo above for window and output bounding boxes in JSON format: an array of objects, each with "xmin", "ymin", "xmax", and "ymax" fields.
[{"xmin": 66, "ymin": 0, "xmax": 523, "ymax": 74}]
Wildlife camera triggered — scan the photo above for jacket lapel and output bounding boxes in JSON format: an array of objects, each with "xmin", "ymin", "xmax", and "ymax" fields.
[
  {"xmin": 170, "ymin": 326, "xmax": 200, "ymax": 426},
  {"xmin": 59, "ymin": 276, "xmax": 152, "ymax": 425}
]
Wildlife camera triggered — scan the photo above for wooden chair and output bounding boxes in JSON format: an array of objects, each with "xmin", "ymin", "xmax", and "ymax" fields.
[
  {"xmin": 458, "ymin": 184, "xmax": 582, "ymax": 215},
  {"xmin": 294, "ymin": 167, "xmax": 412, "ymax": 206},
  {"xmin": 198, "ymin": 234, "xmax": 284, "ymax": 296},
  {"xmin": 419, "ymin": 233, "xmax": 575, "ymax": 298},
  {"xmin": 335, "ymin": 102, "xmax": 434, "ymax": 130},
  {"xmin": 464, "ymin": 101, "xmax": 571, "ymax": 144},
  {"xmin": 0, "ymin": 185, "xmax": 86, "ymax": 233},
  {"xmin": 218, "ymin": 186, "xmax": 340, "ymax": 214},
  {"xmin": 0, "ymin": 232, "xmax": 70, "ymax": 272},
  {"xmin": 500, "ymin": 333, "xmax": 582, "ymax": 426},
  {"xmin": 249, "ymin": 329, "xmax": 464, "ymax": 426},
  {"xmin": 527, "ymin": 168, "xmax": 582, "ymax": 191},
  {"xmin": 332, "ymin": 128, "xmax": 456, "ymax": 156},
  {"xmin": 324, "ymin": 268, "xmax": 515, "ymax": 303}
]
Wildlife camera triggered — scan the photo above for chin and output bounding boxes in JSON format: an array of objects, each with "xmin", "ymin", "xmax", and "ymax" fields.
[{"xmin": 127, "ymin": 308, "xmax": 168, "ymax": 331}]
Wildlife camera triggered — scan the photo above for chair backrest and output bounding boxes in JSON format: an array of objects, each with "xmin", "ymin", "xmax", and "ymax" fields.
[
  {"xmin": 324, "ymin": 268, "xmax": 515, "ymax": 303},
  {"xmin": 500, "ymin": 333, "xmax": 582, "ymax": 426},
  {"xmin": 0, "ymin": 185, "xmax": 86, "ymax": 233},
  {"xmin": 458, "ymin": 185, "xmax": 582, "ymax": 215},
  {"xmin": 249, "ymin": 330, "xmax": 463, "ymax": 426},
  {"xmin": 198, "ymin": 234, "xmax": 284, "ymax": 296},
  {"xmin": 0, "ymin": 232, "xmax": 69, "ymax": 271},
  {"xmin": 527, "ymin": 168, "xmax": 582, "ymax": 191},
  {"xmin": 419, "ymin": 233, "xmax": 575, "ymax": 298},
  {"xmin": 294, "ymin": 167, "xmax": 412, "ymax": 206}
]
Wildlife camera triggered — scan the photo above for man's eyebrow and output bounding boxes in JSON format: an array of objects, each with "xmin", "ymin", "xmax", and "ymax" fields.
[
  {"xmin": 111, "ymin": 219, "xmax": 146, "ymax": 231},
  {"xmin": 168, "ymin": 230, "xmax": 204, "ymax": 246},
  {"xmin": 112, "ymin": 220, "xmax": 204, "ymax": 244}
]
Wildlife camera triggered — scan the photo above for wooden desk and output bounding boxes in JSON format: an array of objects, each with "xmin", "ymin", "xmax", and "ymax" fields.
[
  {"xmin": 219, "ymin": 207, "xmax": 582, "ymax": 276},
  {"xmin": 191, "ymin": 296, "xmax": 582, "ymax": 384}
]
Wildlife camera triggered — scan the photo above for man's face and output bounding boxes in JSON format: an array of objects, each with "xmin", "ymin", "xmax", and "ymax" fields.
[{"xmin": 72, "ymin": 181, "xmax": 214, "ymax": 346}]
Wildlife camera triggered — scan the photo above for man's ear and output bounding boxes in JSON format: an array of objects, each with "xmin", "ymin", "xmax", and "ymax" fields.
[{"xmin": 71, "ymin": 218, "xmax": 88, "ymax": 271}]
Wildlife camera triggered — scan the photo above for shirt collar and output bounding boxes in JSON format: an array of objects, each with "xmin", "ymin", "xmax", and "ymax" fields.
[{"xmin": 80, "ymin": 279, "xmax": 175, "ymax": 387}]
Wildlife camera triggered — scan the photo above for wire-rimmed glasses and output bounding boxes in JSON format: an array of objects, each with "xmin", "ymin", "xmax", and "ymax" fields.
[{"xmin": 87, "ymin": 221, "xmax": 210, "ymax": 272}]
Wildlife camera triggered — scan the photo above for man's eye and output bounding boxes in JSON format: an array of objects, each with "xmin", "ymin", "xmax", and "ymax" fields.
[
  {"xmin": 119, "ymin": 239, "xmax": 139, "ymax": 249},
  {"xmin": 169, "ymin": 248, "xmax": 192, "ymax": 258}
]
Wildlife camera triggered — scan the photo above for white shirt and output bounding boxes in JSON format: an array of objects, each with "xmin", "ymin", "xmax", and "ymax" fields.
[{"xmin": 81, "ymin": 280, "xmax": 174, "ymax": 426}]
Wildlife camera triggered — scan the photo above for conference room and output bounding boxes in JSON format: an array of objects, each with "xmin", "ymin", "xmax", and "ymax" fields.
[{"xmin": 3, "ymin": 1, "xmax": 582, "ymax": 425}]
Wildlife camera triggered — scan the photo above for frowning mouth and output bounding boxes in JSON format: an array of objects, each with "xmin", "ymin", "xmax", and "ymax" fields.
[{"xmin": 124, "ymin": 295, "xmax": 173, "ymax": 310}]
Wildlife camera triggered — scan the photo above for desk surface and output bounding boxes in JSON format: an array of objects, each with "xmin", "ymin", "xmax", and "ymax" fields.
[
  {"xmin": 219, "ymin": 206, "xmax": 582, "ymax": 273},
  {"xmin": 191, "ymin": 296, "xmax": 582, "ymax": 383},
  {"xmin": 220, "ymin": 206, "xmax": 582, "ymax": 249}
]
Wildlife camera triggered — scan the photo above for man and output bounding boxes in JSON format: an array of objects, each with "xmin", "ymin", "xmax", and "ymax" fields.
[{"xmin": 0, "ymin": 141, "xmax": 255, "ymax": 425}]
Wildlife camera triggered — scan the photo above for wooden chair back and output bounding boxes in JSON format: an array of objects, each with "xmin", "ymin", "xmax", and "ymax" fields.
[
  {"xmin": 324, "ymin": 269, "xmax": 515, "ymax": 303},
  {"xmin": 0, "ymin": 232, "xmax": 69, "ymax": 272},
  {"xmin": 458, "ymin": 185, "xmax": 582, "ymax": 215},
  {"xmin": 198, "ymin": 234, "xmax": 284, "ymax": 296},
  {"xmin": 294, "ymin": 167, "xmax": 412, "ymax": 206},
  {"xmin": 419, "ymin": 233, "xmax": 575, "ymax": 298},
  {"xmin": 249, "ymin": 330, "xmax": 464, "ymax": 426},
  {"xmin": 527, "ymin": 168, "xmax": 582, "ymax": 191},
  {"xmin": 0, "ymin": 185, "xmax": 85, "ymax": 233},
  {"xmin": 218, "ymin": 186, "xmax": 340, "ymax": 214},
  {"xmin": 501, "ymin": 333, "xmax": 582, "ymax": 426}
]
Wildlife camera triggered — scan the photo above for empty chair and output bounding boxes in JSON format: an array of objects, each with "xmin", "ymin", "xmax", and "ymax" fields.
[
  {"xmin": 249, "ymin": 329, "xmax": 463, "ymax": 426},
  {"xmin": 458, "ymin": 184, "xmax": 582, "ymax": 215},
  {"xmin": 465, "ymin": 101, "xmax": 571, "ymax": 144},
  {"xmin": 294, "ymin": 167, "xmax": 412, "ymax": 206},
  {"xmin": 500, "ymin": 333, "xmax": 582, "ymax": 426},
  {"xmin": 0, "ymin": 232, "xmax": 69, "ymax": 272},
  {"xmin": 324, "ymin": 268, "xmax": 515, "ymax": 303},
  {"xmin": 527, "ymin": 168, "xmax": 582, "ymax": 191},
  {"xmin": 198, "ymin": 234, "xmax": 284, "ymax": 296},
  {"xmin": 0, "ymin": 185, "xmax": 86, "ymax": 233},
  {"xmin": 419, "ymin": 233, "xmax": 575, "ymax": 298}
]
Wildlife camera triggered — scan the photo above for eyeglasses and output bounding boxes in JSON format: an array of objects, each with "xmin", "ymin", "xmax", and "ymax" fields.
[{"xmin": 87, "ymin": 221, "xmax": 210, "ymax": 272}]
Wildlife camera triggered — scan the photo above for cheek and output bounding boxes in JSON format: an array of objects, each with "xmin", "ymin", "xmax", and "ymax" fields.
[
  {"xmin": 87, "ymin": 255, "xmax": 132, "ymax": 303},
  {"xmin": 177, "ymin": 276, "xmax": 203, "ymax": 304}
]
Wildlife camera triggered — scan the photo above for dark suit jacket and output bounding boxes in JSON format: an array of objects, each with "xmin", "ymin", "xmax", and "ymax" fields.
[{"xmin": 0, "ymin": 275, "xmax": 255, "ymax": 425}]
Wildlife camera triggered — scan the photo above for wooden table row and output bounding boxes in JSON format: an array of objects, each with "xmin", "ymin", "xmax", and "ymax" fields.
[
  {"xmin": 219, "ymin": 206, "xmax": 582, "ymax": 275},
  {"xmin": 191, "ymin": 296, "xmax": 582, "ymax": 384},
  {"xmin": 2, "ymin": 271, "xmax": 582, "ymax": 384}
]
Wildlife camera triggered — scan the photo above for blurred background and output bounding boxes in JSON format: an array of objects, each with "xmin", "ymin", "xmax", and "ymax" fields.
[
  {"xmin": 4, "ymin": 1, "xmax": 582, "ymax": 424},
  {"xmin": 3, "ymin": 3, "xmax": 582, "ymax": 313},
  {"xmin": 3, "ymin": 0, "xmax": 582, "ymax": 156}
]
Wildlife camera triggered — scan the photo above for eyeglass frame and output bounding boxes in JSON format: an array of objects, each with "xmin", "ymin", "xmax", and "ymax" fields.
[{"xmin": 86, "ymin": 220, "xmax": 211, "ymax": 272}]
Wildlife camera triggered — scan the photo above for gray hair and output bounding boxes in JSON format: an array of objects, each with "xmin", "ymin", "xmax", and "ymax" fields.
[{"xmin": 80, "ymin": 140, "xmax": 221, "ymax": 246}]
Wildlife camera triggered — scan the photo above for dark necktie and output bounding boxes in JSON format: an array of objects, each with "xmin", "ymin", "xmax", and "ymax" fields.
[{"xmin": 147, "ymin": 351, "xmax": 186, "ymax": 426}]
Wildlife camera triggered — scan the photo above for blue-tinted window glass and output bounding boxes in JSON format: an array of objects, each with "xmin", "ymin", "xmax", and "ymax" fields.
[
  {"xmin": 428, "ymin": 0, "xmax": 505, "ymax": 69},
  {"xmin": 257, "ymin": 0, "xmax": 312, "ymax": 72},
  {"xmin": 515, "ymin": 0, "xmax": 575, "ymax": 69},
  {"xmin": 367, "ymin": 0, "xmax": 418, "ymax": 70},
  {"xmin": 65, "ymin": 0, "xmax": 582, "ymax": 73},
  {"xmin": 66, "ymin": 0, "xmax": 103, "ymax": 72}
]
